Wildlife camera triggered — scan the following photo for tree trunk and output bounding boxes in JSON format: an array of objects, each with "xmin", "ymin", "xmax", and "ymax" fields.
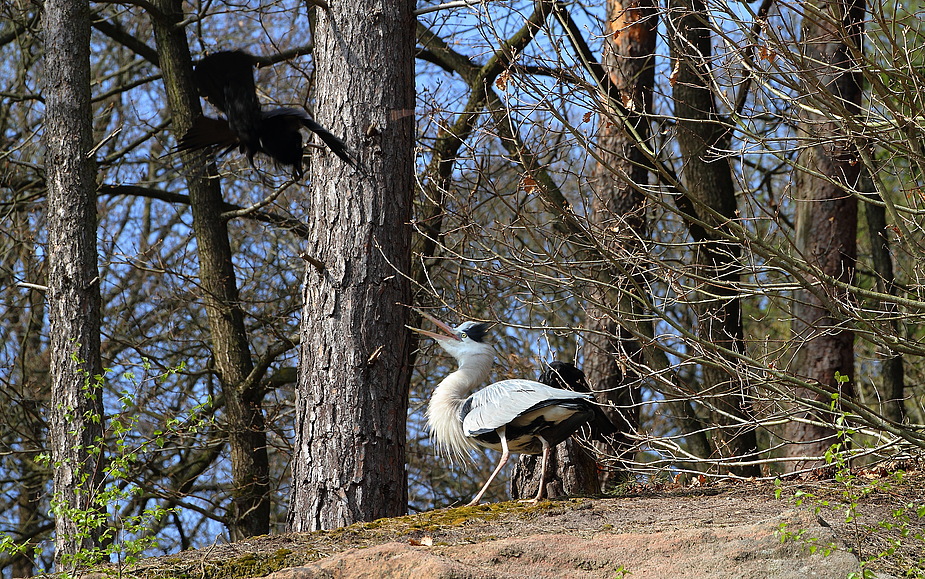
[
  {"xmin": 583, "ymin": 0, "xmax": 657, "ymax": 488},
  {"xmin": 12, "ymin": 352, "xmax": 46, "ymax": 578},
  {"xmin": 510, "ymin": 0, "xmax": 659, "ymax": 495},
  {"xmin": 668, "ymin": 0, "xmax": 760, "ymax": 476},
  {"xmin": 8, "ymin": 211, "xmax": 48, "ymax": 578},
  {"xmin": 510, "ymin": 439, "xmax": 598, "ymax": 500},
  {"xmin": 288, "ymin": 0, "xmax": 414, "ymax": 531},
  {"xmin": 786, "ymin": 0, "xmax": 863, "ymax": 467},
  {"xmin": 43, "ymin": 0, "xmax": 105, "ymax": 564},
  {"xmin": 151, "ymin": 0, "xmax": 270, "ymax": 539},
  {"xmin": 862, "ymin": 173, "xmax": 904, "ymax": 423}
]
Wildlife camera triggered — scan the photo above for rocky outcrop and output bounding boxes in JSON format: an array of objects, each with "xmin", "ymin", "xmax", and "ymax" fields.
[
  {"xmin": 117, "ymin": 479, "xmax": 922, "ymax": 579},
  {"xmin": 262, "ymin": 510, "xmax": 873, "ymax": 579}
]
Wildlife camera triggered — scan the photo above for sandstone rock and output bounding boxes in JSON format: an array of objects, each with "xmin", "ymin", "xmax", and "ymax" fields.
[{"xmin": 262, "ymin": 510, "xmax": 868, "ymax": 579}]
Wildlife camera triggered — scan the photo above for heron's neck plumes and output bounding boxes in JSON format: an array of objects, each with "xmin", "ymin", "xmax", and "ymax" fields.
[{"xmin": 427, "ymin": 351, "xmax": 493, "ymax": 461}]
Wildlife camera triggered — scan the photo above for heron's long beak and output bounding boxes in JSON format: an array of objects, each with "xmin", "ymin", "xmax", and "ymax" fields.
[{"xmin": 406, "ymin": 310, "xmax": 461, "ymax": 341}]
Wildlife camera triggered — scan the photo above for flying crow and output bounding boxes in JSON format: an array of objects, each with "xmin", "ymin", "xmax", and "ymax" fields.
[{"xmin": 177, "ymin": 50, "xmax": 356, "ymax": 178}]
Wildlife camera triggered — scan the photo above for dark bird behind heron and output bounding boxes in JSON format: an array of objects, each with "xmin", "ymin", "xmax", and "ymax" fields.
[{"xmin": 539, "ymin": 361, "xmax": 620, "ymax": 444}]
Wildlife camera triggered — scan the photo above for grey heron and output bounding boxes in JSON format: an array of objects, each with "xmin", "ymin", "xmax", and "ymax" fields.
[{"xmin": 410, "ymin": 312, "xmax": 602, "ymax": 506}]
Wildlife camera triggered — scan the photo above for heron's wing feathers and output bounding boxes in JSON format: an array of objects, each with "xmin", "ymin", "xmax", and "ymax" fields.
[{"xmin": 461, "ymin": 379, "xmax": 592, "ymax": 437}]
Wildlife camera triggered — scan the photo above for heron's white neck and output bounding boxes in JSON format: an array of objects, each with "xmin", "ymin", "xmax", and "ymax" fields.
[{"xmin": 427, "ymin": 349, "xmax": 494, "ymax": 461}]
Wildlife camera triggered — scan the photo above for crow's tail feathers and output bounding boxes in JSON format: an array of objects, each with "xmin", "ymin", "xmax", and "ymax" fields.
[
  {"xmin": 590, "ymin": 405, "xmax": 621, "ymax": 438},
  {"xmin": 264, "ymin": 108, "xmax": 357, "ymax": 168},
  {"xmin": 177, "ymin": 115, "xmax": 239, "ymax": 154},
  {"xmin": 299, "ymin": 116, "xmax": 357, "ymax": 168}
]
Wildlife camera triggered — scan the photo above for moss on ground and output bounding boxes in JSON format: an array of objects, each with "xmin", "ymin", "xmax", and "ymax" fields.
[
  {"xmin": 128, "ymin": 547, "xmax": 309, "ymax": 579},
  {"xmin": 118, "ymin": 500, "xmax": 567, "ymax": 579}
]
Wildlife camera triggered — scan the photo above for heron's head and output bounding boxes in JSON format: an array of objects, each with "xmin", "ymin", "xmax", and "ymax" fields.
[{"xmin": 408, "ymin": 311, "xmax": 494, "ymax": 363}]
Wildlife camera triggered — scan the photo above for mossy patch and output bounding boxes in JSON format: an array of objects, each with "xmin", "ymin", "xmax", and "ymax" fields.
[
  {"xmin": 126, "ymin": 546, "xmax": 311, "ymax": 579},
  {"xmin": 315, "ymin": 499, "xmax": 563, "ymax": 542},
  {"xmin": 201, "ymin": 549, "xmax": 299, "ymax": 579},
  {"xmin": 92, "ymin": 497, "xmax": 604, "ymax": 579}
]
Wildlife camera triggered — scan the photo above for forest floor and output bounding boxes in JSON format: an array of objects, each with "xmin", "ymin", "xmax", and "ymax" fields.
[{"xmin": 116, "ymin": 459, "xmax": 925, "ymax": 579}]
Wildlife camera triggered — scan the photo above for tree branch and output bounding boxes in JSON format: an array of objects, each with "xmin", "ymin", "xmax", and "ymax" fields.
[{"xmin": 98, "ymin": 184, "xmax": 313, "ymax": 238}]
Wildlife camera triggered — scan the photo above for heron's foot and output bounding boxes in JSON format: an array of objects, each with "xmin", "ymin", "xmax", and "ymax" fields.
[
  {"xmin": 466, "ymin": 499, "xmax": 481, "ymax": 507},
  {"xmin": 517, "ymin": 498, "xmax": 540, "ymax": 505}
]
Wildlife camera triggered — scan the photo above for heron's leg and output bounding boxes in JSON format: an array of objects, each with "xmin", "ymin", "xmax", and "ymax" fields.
[
  {"xmin": 532, "ymin": 436, "xmax": 552, "ymax": 502},
  {"xmin": 468, "ymin": 428, "xmax": 510, "ymax": 506}
]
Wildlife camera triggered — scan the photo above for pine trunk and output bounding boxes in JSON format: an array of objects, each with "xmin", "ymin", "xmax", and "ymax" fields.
[
  {"xmin": 44, "ymin": 0, "xmax": 105, "ymax": 563},
  {"xmin": 584, "ymin": 0, "xmax": 657, "ymax": 487},
  {"xmin": 152, "ymin": 0, "xmax": 270, "ymax": 539},
  {"xmin": 786, "ymin": 0, "xmax": 863, "ymax": 467},
  {"xmin": 668, "ymin": 0, "xmax": 760, "ymax": 476},
  {"xmin": 289, "ymin": 0, "xmax": 415, "ymax": 531}
]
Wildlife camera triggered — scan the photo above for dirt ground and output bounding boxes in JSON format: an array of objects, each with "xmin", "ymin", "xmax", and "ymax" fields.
[{"xmin": 118, "ymin": 461, "xmax": 925, "ymax": 579}]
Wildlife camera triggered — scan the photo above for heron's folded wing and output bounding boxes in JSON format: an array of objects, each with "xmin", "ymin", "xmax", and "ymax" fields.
[{"xmin": 461, "ymin": 379, "xmax": 592, "ymax": 437}]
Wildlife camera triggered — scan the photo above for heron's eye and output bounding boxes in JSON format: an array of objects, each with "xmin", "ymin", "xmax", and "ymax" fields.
[{"xmin": 459, "ymin": 332, "xmax": 467, "ymax": 339}]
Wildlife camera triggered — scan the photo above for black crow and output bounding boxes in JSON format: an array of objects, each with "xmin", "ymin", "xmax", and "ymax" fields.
[
  {"xmin": 177, "ymin": 50, "xmax": 356, "ymax": 178},
  {"xmin": 538, "ymin": 361, "xmax": 620, "ymax": 443}
]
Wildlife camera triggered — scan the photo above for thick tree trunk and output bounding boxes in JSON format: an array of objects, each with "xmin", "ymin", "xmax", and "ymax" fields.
[
  {"xmin": 786, "ymin": 0, "xmax": 863, "ymax": 467},
  {"xmin": 288, "ymin": 0, "xmax": 414, "ymax": 531},
  {"xmin": 151, "ymin": 0, "xmax": 270, "ymax": 539},
  {"xmin": 511, "ymin": 0, "xmax": 659, "ymax": 495},
  {"xmin": 668, "ymin": 0, "xmax": 760, "ymax": 476},
  {"xmin": 43, "ymin": 0, "xmax": 105, "ymax": 564}
]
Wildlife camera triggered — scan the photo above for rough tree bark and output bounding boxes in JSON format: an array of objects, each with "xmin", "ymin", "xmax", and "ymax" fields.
[
  {"xmin": 43, "ymin": 0, "xmax": 105, "ymax": 563},
  {"xmin": 151, "ymin": 0, "xmax": 270, "ymax": 539},
  {"xmin": 786, "ymin": 0, "xmax": 863, "ymax": 468},
  {"xmin": 510, "ymin": 439, "xmax": 599, "ymax": 500},
  {"xmin": 288, "ymin": 0, "xmax": 414, "ymax": 531},
  {"xmin": 668, "ymin": 0, "xmax": 761, "ymax": 476}
]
